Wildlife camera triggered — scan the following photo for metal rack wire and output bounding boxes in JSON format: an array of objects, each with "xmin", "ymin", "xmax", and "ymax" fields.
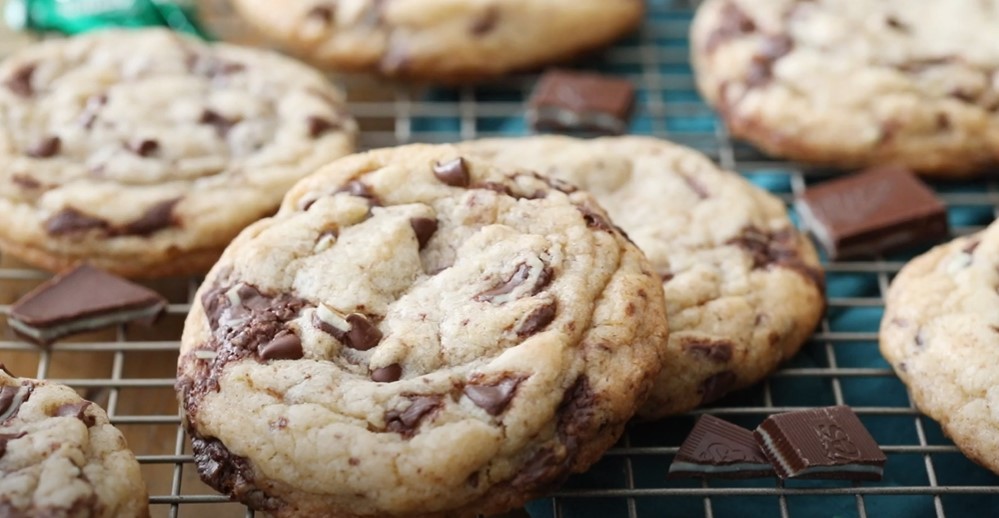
[{"xmin": 1, "ymin": 0, "xmax": 998, "ymax": 517}]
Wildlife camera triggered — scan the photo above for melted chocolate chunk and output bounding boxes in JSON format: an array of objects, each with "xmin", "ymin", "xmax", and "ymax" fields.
[
  {"xmin": 0, "ymin": 384, "xmax": 31, "ymax": 422},
  {"xmin": 55, "ymin": 401, "xmax": 96, "ymax": 427},
  {"xmin": 409, "ymin": 217, "xmax": 438, "ymax": 250},
  {"xmin": 433, "ymin": 158, "xmax": 470, "ymax": 187},
  {"xmin": 475, "ymin": 262, "xmax": 552, "ymax": 303},
  {"xmin": 128, "ymin": 138, "xmax": 160, "ymax": 157},
  {"xmin": 0, "ymin": 432, "xmax": 26, "ymax": 459},
  {"xmin": 27, "ymin": 135, "xmax": 61, "ymax": 158},
  {"xmin": 200, "ymin": 283, "xmax": 308, "ymax": 365},
  {"xmin": 886, "ymin": 16, "xmax": 910, "ymax": 32},
  {"xmin": 11, "ymin": 174, "xmax": 40, "ymax": 189},
  {"xmin": 192, "ymin": 435, "xmax": 283, "ymax": 511},
  {"xmin": 699, "ymin": 370, "xmax": 737, "ymax": 404},
  {"xmin": 200, "ymin": 109, "xmax": 237, "ymax": 137},
  {"xmin": 259, "ymin": 331, "xmax": 304, "ymax": 360},
  {"xmin": 313, "ymin": 310, "xmax": 383, "ymax": 351},
  {"xmin": 470, "ymin": 6, "xmax": 500, "ymax": 35},
  {"xmin": 45, "ymin": 207, "xmax": 109, "ymax": 235},
  {"xmin": 336, "ymin": 180, "xmax": 381, "ymax": 205},
  {"xmin": 385, "ymin": 395, "xmax": 442, "ymax": 437},
  {"xmin": 5, "ymin": 63, "xmax": 35, "ymax": 97},
  {"xmin": 464, "ymin": 376, "xmax": 523, "ymax": 415},
  {"xmin": 705, "ymin": 2, "xmax": 756, "ymax": 52},
  {"xmin": 683, "ymin": 338, "xmax": 734, "ymax": 363},
  {"xmin": 307, "ymin": 115, "xmax": 340, "ymax": 137},
  {"xmin": 307, "ymin": 4, "xmax": 335, "ymax": 23},
  {"xmin": 371, "ymin": 363, "xmax": 402, "ymax": 383},
  {"xmin": 577, "ymin": 206, "xmax": 614, "ymax": 232},
  {"xmin": 0, "ymin": 386, "xmax": 18, "ymax": 418},
  {"xmin": 517, "ymin": 301, "xmax": 557, "ymax": 337},
  {"xmin": 746, "ymin": 34, "xmax": 794, "ymax": 87},
  {"xmin": 726, "ymin": 226, "xmax": 824, "ymax": 289},
  {"xmin": 120, "ymin": 198, "xmax": 180, "ymax": 236}
]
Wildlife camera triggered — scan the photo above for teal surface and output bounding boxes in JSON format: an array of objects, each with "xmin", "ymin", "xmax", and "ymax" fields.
[{"xmin": 416, "ymin": 1, "xmax": 999, "ymax": 516}]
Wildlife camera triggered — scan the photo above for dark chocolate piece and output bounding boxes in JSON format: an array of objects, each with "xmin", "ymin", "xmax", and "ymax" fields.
[
  {"xmin": 5, "ymin": 63, "xmax": 35, "ymax": 97},
  {"xmin": 517, "ymin": 301, "xmax": 557, "ymax": 337},
  {"xmin": 0, "ymin": 384, "xmax": 30, "ymax": 422},
  {"xmin": 577, "ymin": 206, "xmax": 614, "ymax": 232},
  {"xmin": 668, "ymin": 415, "xmax": 775, "ymax": 479},
  {"xmin": 464, "ymin": 376, "xmax": 522, "ymax": 415},
  {"xmin": 306, "ymin": 115, "xmax": 339, "ymax": 137},
  {"xmin": 258, "ymin": 331, "xmax": 303, "ymax": 361},
  {"xmin": 27, "ymin": 135, "xmax": 61, "ymax": 158},
  {"xmin": 120, "ymin": 198, "xmax": 180, "ymax": 236},
  {"xmin": 796, "ymin": 165, "xmax": 949, "ymax": 260},
  {"xmin": 527, "ymin": 70, "xmax": 634, "ymax": 135},
  {"xmin": 55, "ymin": 401, "xmax": 96, "ymax": 427},
  {"xmin": 128, "ymin": 138, "xmax": 160, "ymax": 157},
  {"xmin": 409, "ymin": 217, "xmax": 438, "ymax": 250},
  {"xmin": 336, "ymin": 180, "xmax": 380, "ymax": 204},
  {"xmin": 433, "ymin": 158, "xmax": 470, "ymax": 187},
  {"xmin": 385, "ymin": 395, "xmax": 441, "ymax": 437},
  {"xmin": 754, "ymin": 405, "xmax": 886, "ymax": 480},
  {"xmin": 45, "ymin": 207, "xmax": 109, "ymax": 235},
  {"xmin": 8, "ymin": 264, "xmax": 166, "ymax": 343},
  {"xmin": 200, "ymin": 109, "xmax": 237, "ymax": 137},
  {"xmin": 312, "ymin": 307, "xmax": 383, "ymax": 351},
  {"xmin": 371, "ymin": 363, "xmax": 402, "ymax": 383}
]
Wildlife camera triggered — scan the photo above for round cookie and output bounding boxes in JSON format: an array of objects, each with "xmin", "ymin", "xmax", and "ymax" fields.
[
  {"xmin": 230, "ymin": 0, "xmax": 643, "ymax": 81},
  {"xmin": 0, "ymin": 29, "xmax": 356, "ymax": 278},
  {"xmin": 691, "ymin": 0, "xmax": 999, "ymax": 177},
  {"xmin": 175, "ymin": 144, "xmax": 668, "ymax": 517},
  {"xmin": 459, "ymin": 136, "xmax": 824, "ymax": 418},
  {"xmin": 0, "ymin": 366, "xmax": 149, "ymax": 517},
  {"xmin": 881, "ymin": 223, "xmax": 999, "ymax": 475}
]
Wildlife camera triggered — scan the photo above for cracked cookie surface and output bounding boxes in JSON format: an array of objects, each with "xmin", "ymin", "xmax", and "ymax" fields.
[
  {"xmin": 0, "ymin": 368, "xmax": 148, "ymax": 517},
  {"xmin": 881, "ymin": 222, "xmax": 999, "ymax": 475},
  {"xmin": 231, "ymin": 0, "xmax": 643, "ymax": 81},
  {"xmin": 692, "ymin": 0, "xmax": 999, "ymax": 177},
  {"xmin": 0, "ymin": 29, "xmax": 356, "ymax": 277},
  {"xmin": 175, "ymin": 144, "xmax": 668, "ymax": 517},
  {"xmin": 460, "ymin": 136, "xmax": 824, "ymax": 417}
]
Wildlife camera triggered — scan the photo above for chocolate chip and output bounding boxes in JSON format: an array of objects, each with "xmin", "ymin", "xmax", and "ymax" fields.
[
  {"xmin": 5, "ymin": 63, "xmax": 35, "ymax": 97},
  {"xmin": 200, "ymin": 109, "xmax": 237, "ymax": 137},
  {"xmin": 371, "ymin": 363, "xmax": 402, "ymax": 383},
  {"xmin": 705, "ymin": 2, "xmax": 756, "ymax": 52},
  {"xmin": 259, "ymin": 331, "xmax": 303, "ymax": 360},
  {"xmin": 726, "ymin": 226, "xmax": 824, "ymax": 289},
  {"xmin": 11, "ymin": 174, "xmax": 40, "ymax": 189},
  {"xmin": 45, "ymin": 207, "xmax": 109, "ymax": 235},
  {"xmin": 409, "ymin": 217, "xmax": 438, "ymax": 250},
  {"xmin": 307, "ymin": 115, "xmax": 340, "ymax": 138},
  {"xmin": 315, "ymin": 228, "xmax": 338, "ymax": 252},
  {"xmin": 577, "ymin": 206, "xmax": 614, "ymax": 232},
  {"xmin": 128, "ymin": 138, "xmax": 160, "ymax": 157},
  {"xmin": 936, "ymin": 112, "xmax": 951, "ymax": 130},
  {"xmin": 433, "ymin": 158, "xmax": 470, "ymax": 187},
  {"xmin": 475, "ymin": 262, "xmax": 552, "ymax": 303},
  {"xmin": 0, "ymin": 386, "xmax": 18, "ymax": 419},
  {"xmin": 313, "ymin": 307, "xmax": 383, "ymax": 351},
  {"xmin": 470, "ymin": 6, "xmax": 500, "ymax": 35},
  {"xmin": 27, "ymin": 136, "xmax": 60, "ymax": 158},
  {"xmin": 659, "ymin": 271, "xmax": 675, "ymax": 283},
  {"xmin": 699, "ymin": 371, "xmax": 737, "ymax": 404},
  {"xmin": 517, "ymin": 301, "xmax": 557, "ymax": 337},
  {"xmin": 55, "ymin": 401, "xmax": 96, "ymax": 427},
  {"xmin": 307, "ymin": 4, "xmax": 335, "ymax": 23},
  {"xmin": 120, "ymin": 198, "xmax": 180, "ymax": 236},
  {"xmin": 464, "ymin": 376, "xmax": 523, "ymax": 415},
  {"xmin": 192, "ymin": 435, "xmax": 284, "ymax": 511},
  {"xmin": 886, "ymin": 16, "xmax": 909, "ymax": 32},
  {"xmin": 0, "ymin": 432, "xmax": 25, "ymax": 459},
  {"xmin": 385, "ymin": 395, "xmax": 441, "ymax": 437},
  {"xmin": 336, "ymin": 180, "xmax": 380, "ymax": 205},
  {"xmin": 683, "ymin": 339, "xmax": 734, "ymax": 363}
]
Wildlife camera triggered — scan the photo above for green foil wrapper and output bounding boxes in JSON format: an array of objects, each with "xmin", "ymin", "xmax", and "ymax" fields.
[{"xmin": 5, "ymin": 0, "xmax": 211, "ymax": 39}]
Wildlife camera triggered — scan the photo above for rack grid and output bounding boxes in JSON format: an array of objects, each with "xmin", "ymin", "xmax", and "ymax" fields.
[{"xmin": 1, "ymin": 0, "xmax": 998, "ymax": 517}]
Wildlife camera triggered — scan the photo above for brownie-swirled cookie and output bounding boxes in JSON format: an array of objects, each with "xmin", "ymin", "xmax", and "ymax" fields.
[
  {"xmin": 230, "ymin": 0, "xmax": 644, "ymax": 81},
  {"xmin": 0, "ymin": 367, "xmax": 149, "ymax": 517},
  {"xmin": 692, "ymin": 0, "xmax": 999, "ymax": 177},
  {"xmin": 880, "ymin": 222, "xmax": 999, "ymax": 474},
  {"xmin": 0, "ymin": 29, "xmax": 356, "ymax": 277},
  {"xmin": 175, "ymin": 144, "xmax": 668, "ymax": 516},
  {"xmin": 459, "ymin": 136, "xmax": 824, "ymax": 417}
]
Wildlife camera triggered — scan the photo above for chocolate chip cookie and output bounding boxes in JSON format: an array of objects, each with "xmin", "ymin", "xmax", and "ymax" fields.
[
  {"xmin": 230, "ymin": 0, "xmax": 643, "ymax": 81},
  {"xmin": 692, "ymin": 0, "xmax": 999, "ymax": 177},
  {"xmin": 175, "ymin": 144, "xmax": 668, "ymax": 517},
  {"xmin": 460, "ymin": 136, "xmax": 824, "ymax": 418},
  {"xmin": 0, "ymin": 366, "xmax": 149, "ymax": 517},
  {"xmin": 0, "ymin": 29, "xmax": 356, "ymax": 277},
  {"xmin": 881, "ymin": 222, "xmax": 999, "ymax": 475}
]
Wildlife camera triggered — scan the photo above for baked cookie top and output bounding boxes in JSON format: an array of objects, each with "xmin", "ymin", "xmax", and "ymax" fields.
[
  {"xmin": 881, "ymin": 222, "xmax": 999, "ymax": 474},
  {"xmin": 0, "ymin": 368, "xmax": 149, "ymax": 517},
  {"xmin": 231, "ymin": 0, "xmax": 643, "ymax": 80},
  {"xmin": 460, "ymin": 136, "xmax": 824, "ymax": 418},
  {"xmin": 0, "ymin": 29, "xmax": 356, "ymax": 277},
  {"xmin": 691, "ymin": 0, "xmax": 999, "ymax": 176},
  {"xmin": 176, "ymin": 144, "xmax": 668, "ymax": 517}
]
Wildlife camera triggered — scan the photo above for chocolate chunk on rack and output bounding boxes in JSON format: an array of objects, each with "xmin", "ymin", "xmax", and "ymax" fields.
[
  {"xmin": 7, "ymin": 264, "xmax": 166, "ymax": 344},
  {"xmin": 527, "ymin": 69, "xmax": 635, "ymax": 135},
  {"xmin": 754, "ymin": 406, "xmax": 886, "ymax": 481},
  {"xmin": 668, "ymin": 415, "xmax": 775, "ymax": 479},
  {"xmin": 795, "ymin": 165, "xmax": 949, "ymax": 259}
]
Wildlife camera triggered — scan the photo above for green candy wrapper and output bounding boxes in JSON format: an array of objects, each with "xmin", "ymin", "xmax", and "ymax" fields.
[{"xmin": 5, "ymin": 0, "xmax": 211, "ymax": 39}]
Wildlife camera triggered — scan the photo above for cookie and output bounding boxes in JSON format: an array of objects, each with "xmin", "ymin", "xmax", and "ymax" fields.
[
  {"xmin": 175, "ymin": 144, "xmax": 668, "ymax": 517},
  {"xmin": 0, "ymin": 367, "xmax": 149, "ymax": 517},
  {"xmin": 880, "ymin": 222, "xmax": 999, "ymax": 475},
  {"xmin": 230, "ymin": 0, "xmax": 643, "ymax": 81},
  {"xmin": 0, "ymin": 29, "xmax": 356, "ymax": 278},
  {"xmin": 691, "ymin": 0, "xmax": 999, "ymax": 177},
  {"xmin": 459, "ymin": 136, "xmax": 825, "ymax": 417}
]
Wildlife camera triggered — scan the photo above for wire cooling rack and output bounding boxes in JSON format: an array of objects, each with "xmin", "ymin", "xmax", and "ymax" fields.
[{"xmin": 1, "ymin": 0, "xmax": 998, "ymax": 517}]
